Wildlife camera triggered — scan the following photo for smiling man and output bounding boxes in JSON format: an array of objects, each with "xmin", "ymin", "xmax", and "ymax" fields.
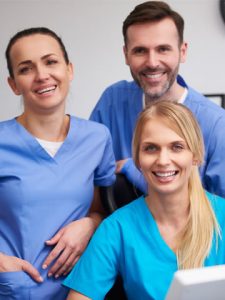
[{"xmin": 90, "ymin": 1, "xmax": 225, "ymax": 198}]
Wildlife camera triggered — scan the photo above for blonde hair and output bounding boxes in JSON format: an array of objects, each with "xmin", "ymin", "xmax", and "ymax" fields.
[{"xmin": 133, "ymin": 101, "xmax": 220, "ymax": 269}]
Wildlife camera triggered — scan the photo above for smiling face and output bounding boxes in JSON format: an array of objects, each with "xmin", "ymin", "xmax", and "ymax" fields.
[
  {"xmin": 8, "ymin": 34, "xmax": 73, "ymax": 114},
  {"xmin": 124, "ymin": 18, "xmax": 187, "ymax": 102},
  {"xmin": 138, "ymin": 117, "xmax": 194, "ymax": 197}
]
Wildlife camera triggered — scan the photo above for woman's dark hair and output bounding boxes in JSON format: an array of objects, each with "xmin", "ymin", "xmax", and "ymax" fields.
[{"xmin": 5, "ymin": 27, "xmax": 70, "ymax": 78}]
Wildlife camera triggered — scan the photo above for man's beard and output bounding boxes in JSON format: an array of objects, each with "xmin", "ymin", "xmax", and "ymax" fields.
[{"xmin": 131, "ymin": 65, "xmax": 179, "ymax": 105}]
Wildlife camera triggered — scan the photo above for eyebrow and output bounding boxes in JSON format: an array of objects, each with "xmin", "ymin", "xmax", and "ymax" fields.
[
  {"xmin": 17, "ymin": 53, "xmax": 57, "ymax": 67},
  {"xmin": 141, "ymin": 140, "xmax": 185, "ymax": 146}
]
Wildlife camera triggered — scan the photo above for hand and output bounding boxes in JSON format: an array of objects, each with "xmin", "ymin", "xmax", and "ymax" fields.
[
  {"xmin": 0, "ymin": 253, "xmax": 43, "ymax": 282},
  {"xmin": 42, "ymin": 217, "xmax": 97, "ymax": 278},
  {"xmin": 116, "ymin": 159, "xmax": 128, "ymax": 173}
]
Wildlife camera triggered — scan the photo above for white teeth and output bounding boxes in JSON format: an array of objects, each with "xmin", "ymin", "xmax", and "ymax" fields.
[
  {"xmin": 37, "ymin": 86, "xmax": 56, "ymax": 94},
  {"xmin": 146, "ymin": 73, "xmax": 162, "ymax": 79},
  {"xmin": 154, "ymin": 171, "xmax": 176, "ymax": 177}
]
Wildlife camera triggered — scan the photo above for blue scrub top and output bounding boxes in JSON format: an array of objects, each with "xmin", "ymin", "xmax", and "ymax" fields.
[
  {"xmin": 0, "ymin": 116, "xmax": 115, "ymax": 299},
  {"xmin": 90, "ymin": 76, "xmax": 225, "ymax": 198}
]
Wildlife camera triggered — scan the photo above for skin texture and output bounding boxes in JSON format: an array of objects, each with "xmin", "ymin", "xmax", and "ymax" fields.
[
  {"xmin": 138, "ymin": 118, "xmax": 193, "ymax": 198},
  {"xmin": 139, "ymin": 118, "xmax": 193, "ymax": 250},
  {"xmin": 123, "ymin": 18, "xmax": 187, "ymax": 103},
  {"xmin": 8, "ymin": 34, "xmax": 73, "ymax": 116},
  {"xmin": 1, "ymin": 33, "xmax": 104, "ymax": 282}
]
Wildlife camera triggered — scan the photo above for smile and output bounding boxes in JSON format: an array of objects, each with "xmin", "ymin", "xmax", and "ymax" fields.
[
  {"xmin": 36, "ymin": 85, "xmax": 56, "ymax": 94},
  {"xmin": 153, "ymin": 171, "xmax": 178, "ymax": 178},
  {"xmin": 145, "ymin": 73, "xmax": 163, "ymax": 79}
]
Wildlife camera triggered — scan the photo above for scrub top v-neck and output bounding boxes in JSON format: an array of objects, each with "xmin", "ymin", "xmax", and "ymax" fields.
[{"xmin": 0, "ymin": 115, "xmax": 115, "ymax": 300}]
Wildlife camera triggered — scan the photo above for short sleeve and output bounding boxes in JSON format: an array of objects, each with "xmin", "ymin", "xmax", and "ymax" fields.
[
  {"xmin": 94, "ymin": 126, "xmax": 116, "ymax": 186},
  {"xmin": 63, "ymin": 217, "xmax": 121, "ymax": 300}
]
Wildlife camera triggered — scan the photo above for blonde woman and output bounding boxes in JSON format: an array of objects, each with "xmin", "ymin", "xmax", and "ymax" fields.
[{"xmin": 64, "ymin": 102, "xmax": 225, "ymax": 300}]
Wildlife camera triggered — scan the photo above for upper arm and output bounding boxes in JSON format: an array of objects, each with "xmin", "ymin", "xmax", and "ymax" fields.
[
  {"xmin": 88, "ymin": 187, "xmax": 106, "ymax": 226},
  {"xmin": 201, "ymin": 115, "xmax": 225, "ymax": 197},
  {"xmin": 89, "ymin": 187, "xmax": 104, "ymax": 214},
  {"xmin": 67, "ymin": 290, "xmax": 91, "ymax": 300}
]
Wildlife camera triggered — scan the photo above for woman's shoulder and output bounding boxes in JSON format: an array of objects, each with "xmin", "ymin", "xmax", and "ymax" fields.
[
  {"xmin": 206, "ymin": 191, "xmax": 225, "ymax": 220},
  {"xmin": 0, "ymin": 118, "xmax": 17, "ymax": 134},
  {"xmin": 206, "ymin": 191, "xmax": 225, "ymax": 205},
  {"xmin": 70, "ymin": 115, "xmax": 110, "ymax": 135},
  {"xmin": 104, "ymin": 196, "xmax": 145, "ymax": 225}
]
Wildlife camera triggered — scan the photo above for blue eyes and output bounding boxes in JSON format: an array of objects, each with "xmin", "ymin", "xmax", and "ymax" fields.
[
  {"xmin": 172, "ymin": 144, "xmax": 184, "ymax": 152},
  {"xmin": 144, "ymin": 145, "xmax": 157, "ymax": 152},
  {"xmin": 143, "ymin": 143, "xmax": 185, "ymax": 153}
]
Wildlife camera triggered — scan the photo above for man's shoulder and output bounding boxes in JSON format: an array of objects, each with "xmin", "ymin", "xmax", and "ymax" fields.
[
  {"xmin": 104, "ymin": 80, "xmax": 140, "ymax": 92},
  {"xmin": 186, "ymin": 87, "xmax": 225, "ymax": 120},
  {"xmin": 91, "ymin": 80, "xmax": 143, "ymax": 117}
]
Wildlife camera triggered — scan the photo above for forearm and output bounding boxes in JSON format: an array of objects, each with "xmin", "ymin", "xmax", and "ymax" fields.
[
  {"xmin": 87, "ymin": 187, "xmax": 106, "ymax": 233},
  {"xmin": 88, "ymin": 211, "xmax": 104, "ymax": 231},
  {"xmin": 67, "ymin": 290, "xmax": 91, "ymax": 300}
]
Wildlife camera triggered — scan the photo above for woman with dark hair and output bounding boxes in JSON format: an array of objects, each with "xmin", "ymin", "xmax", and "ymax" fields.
[{"xmin": 0, "ymin": 27, "xmax": 115, "ymax": 299}]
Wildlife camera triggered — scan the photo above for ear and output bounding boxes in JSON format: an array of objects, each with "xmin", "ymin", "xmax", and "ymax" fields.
[
  {"xmin": 67, "ymin": 62, "xmax": 74, "ymax": 81},
  {"xmin": 7, "ymin": 77, "xmax": 21, "ymax": 95},
  {"xmin": 123, "ymin": 45, "xmax": 129, "ymax": 66},
  {"xmin": 179, "ymin": 41, "xmax": 188, "ymax": 64},
  {"xmin": 192, "ymin": 159, "xmax": 200, "ymax": 166}
]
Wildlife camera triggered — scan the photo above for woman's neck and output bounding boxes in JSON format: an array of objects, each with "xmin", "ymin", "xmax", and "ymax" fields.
[
  {"xmin": 145, "ymin": 190, "xmax": 189, "ymax": 251},
  {"xmin": 17, "ymin": 111, "xmax": 70, "ymax": 142}
]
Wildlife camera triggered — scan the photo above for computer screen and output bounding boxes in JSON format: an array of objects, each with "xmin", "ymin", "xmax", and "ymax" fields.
[{"xmin": 166, "ymin": 265, "xmax": 225, "ymax": 300}]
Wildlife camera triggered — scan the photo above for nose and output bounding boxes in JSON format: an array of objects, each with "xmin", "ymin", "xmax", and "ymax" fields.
[
  {"xmin": 35, "ymin": 65, "xmax": 49, "ymax": 81},
  {"xmin": 156, "ymin": 149, "xmax": 170, "ymax": 166},
  {"xmin": 146, "ymin": 51, "xmax": 159, "ymax": 69}
]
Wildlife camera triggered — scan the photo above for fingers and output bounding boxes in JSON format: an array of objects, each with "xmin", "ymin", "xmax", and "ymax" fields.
[
  {"xmin": 45, "ymin": 228, "xmax": 64, "ymax": 246},
  {"xmin": 116, "ymin": 159, "xmax": 128, "ymax": 173},
  {"xmin": 63, "ymin": 255, "xmax": 80, "ymax": 276},
  {"xmin": 50, "ymin": 251, "xmax": 78, "ymax": 278},
  {"xmin": 21, "ymin": 260, "xmax": 43, "ymax": 283},
  {"xmin": 43, "ymin": 219, "xmax": 92, "ymax": 278},
  {"xmin": 42, "ymin": 242, "xmax": 64, "ymax": 270}
]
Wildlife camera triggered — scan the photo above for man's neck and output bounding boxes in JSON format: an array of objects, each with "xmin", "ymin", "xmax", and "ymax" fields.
[{"xmin": 144, "ymin": 84, "xmax": 186, "ymax": 107}]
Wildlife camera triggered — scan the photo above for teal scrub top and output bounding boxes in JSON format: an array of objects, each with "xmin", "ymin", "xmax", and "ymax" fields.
[{"xmin": 64, "ymin": 193, "xmax": 225, "ymax": 300}]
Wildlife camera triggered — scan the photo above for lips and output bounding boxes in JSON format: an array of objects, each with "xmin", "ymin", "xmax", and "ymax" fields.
[
  {"xmin": 35, "ymin": 85, "xmax": 56, "ymax": 94},
  {"xmin": 141, "ymin": 68, "xmax": 166, "ymax": 81},
  {"xmin": 153, "ymin": 171, "xmax": 178, "ymax": 177},
  {"xmin": 145, "ymin": 73, "xmax": 163, "ymax": 79},
  {"xmin": 152, "ymin": 170, "xmax": 179, "ymax": 182}
]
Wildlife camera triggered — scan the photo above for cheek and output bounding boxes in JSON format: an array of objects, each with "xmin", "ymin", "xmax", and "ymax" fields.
[
  {"xmin": 12, "ymin": 78, "xmax": 30, "ymax": 95},
  {"xmin": 138, "ymin": 155, "xmax": 154, "ymax": 171},
  {"xmin": 127, "ymin": 57, "xmax": 144, "ymax": 70},
  {"xmin": 166, "ymin": 56, "xmax": 180, "ymax": 69},
  {"xmin": 57, "ymin": 69, "xmax": 72, "ymax": 83},
  {"xmin": 180, "ymin": 158, "xmax": 194, "ymax": 175}
]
